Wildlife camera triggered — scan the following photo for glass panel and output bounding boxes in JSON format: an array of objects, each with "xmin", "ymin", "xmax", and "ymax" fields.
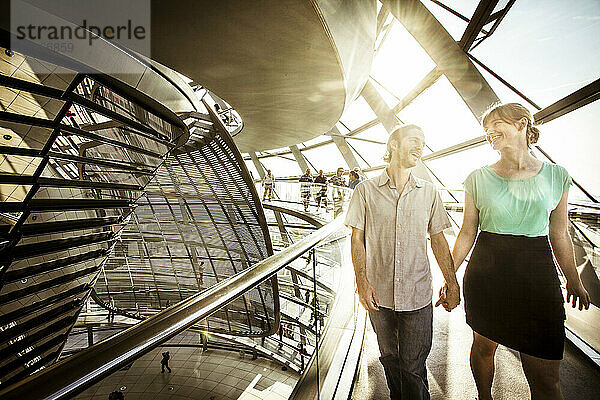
[
  {"xmin": 0, "ymin": 154, "xmax": 41, "ymax": 176},
  {"xmin": 347, "ymin": 144, "xmax": 371, "ymax": 170},
  {"xmin": 473, "ymin": 62, "xmax": 534, "ymax": 106},
  {"xmin": 244, "ymin": 159, "xmax": 260, "ymax": 181},
  {"xmin": 533, "ymin": 101, "xmax": 600, "ymax": 200},
  {"xmin": 302, "ymin": 142, "xmax": 348, "ymax": 174},
  {"xmin": 302, "ymin": 135, "xmax": 331, "ymax": 148},
  {"xmin": 1, "ymin": 91, "xmax": 64, "ymax": 120},
  {"xmin": 396, "ymin": 76, "xmax": 483, "ymax": 151},
  {"xmin": 470, "ymin": 0, "xmax": 600, "ymax": 108},
  {"xmin": 491, "ymin": 0, "xmax": 513, "ymax": 15},
  {"xmin": 260, "ymin": 155, "xmax": 302, "ymax": 177},
  {"xmin": 1, "ymin": 48, "xmax": 76, "ymax": 90},
  {"xmin": 354, "ymin": 122, "xmax": 389, "ymax": 144},
  {"xmin": 422, "ymin": 0, "xmax": 471, "ymax": 41},
  {"xmin": 339, "ymin": 94, "xmax": 377, "ymax": 130},
  {"xmin": 0, "ymin": 184, "xmax": 30, "ymax": 202},
  {"xmin": 350, "ymin": 124, "xmax": 389, "ymax": 168},
  {"xmin": 371, "ymin": 22, "xmax": 436, "ymax": 106},
  {"xmin": 0, "ymin": 124, "xmax": 53, "ymax": 150},
  {"xmin": 424, "ymin": 144, "xmax": 498, "ymax": 195}
]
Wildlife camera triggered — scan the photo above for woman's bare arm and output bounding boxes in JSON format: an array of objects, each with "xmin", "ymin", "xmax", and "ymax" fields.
[
  {"xmin": 549, "ymin": 191, "xmax": 590, "ymax": 310},
  {"xmin": 452, "ymin": 193, "xmax": 479, "ymax": 272}
]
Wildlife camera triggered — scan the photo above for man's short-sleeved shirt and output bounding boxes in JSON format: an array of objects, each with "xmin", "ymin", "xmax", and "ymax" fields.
[{"xmin": 344, "ymin": 169, "xmax": 451, "ymax": 311}]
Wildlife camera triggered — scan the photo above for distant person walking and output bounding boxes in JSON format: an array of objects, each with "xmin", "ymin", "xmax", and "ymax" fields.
[
  {"xmin": 348, "ymin": 170, "xmax": 362, "ymax": 189},
  {"xmin": 108, "ymin": 391, "xmax": 124, "ymax": 400},
  {"xmin": 329, "ymin": 167, "xmax": 346, "ymax": 217},
  {"xmin": 161, "ymin": 351, "xmax": 172, "ymax": 373},
  {"xmin": 262, "ymin": 169, "xmax": 275, "ymax": 201},
  {"xmin": 314, "ymin": 170, "xmax": 328, "ymax": 209},
  {"xmin": 108, "ymin": 296, "xmax": 115, "ymax": 323},
  {"xmin": 299, "ymin": 168, "xmax": 313, "ymax": 211}
]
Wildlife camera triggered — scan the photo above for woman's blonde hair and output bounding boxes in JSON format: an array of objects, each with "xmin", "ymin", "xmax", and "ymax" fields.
[{"xmin": 481, "ymin": 103, "xmax": 540, "ymax": 148}]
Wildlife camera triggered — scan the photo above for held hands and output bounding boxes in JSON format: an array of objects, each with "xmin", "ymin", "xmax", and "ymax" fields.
[
  {"xmin": 435, "ymin": 282, "xmax": 460, "ymax": 312},
  {"xmin": 566, "ymin": 280, "xmax": 591, "ymax": 311},
  {"xmin": 357, "ymin": 280, "xmax": 380, "ymax": 311}
]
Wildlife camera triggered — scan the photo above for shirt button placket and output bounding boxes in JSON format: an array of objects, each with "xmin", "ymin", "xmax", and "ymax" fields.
[{"xmin": 396, "ymin": 197, "xmax": 403, "ymax": 309}]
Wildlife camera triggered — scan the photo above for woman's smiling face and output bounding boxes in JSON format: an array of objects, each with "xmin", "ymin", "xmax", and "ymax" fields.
[{"xmin": 484, "ymin": 116, "xmax": 527, "ymax": 152}]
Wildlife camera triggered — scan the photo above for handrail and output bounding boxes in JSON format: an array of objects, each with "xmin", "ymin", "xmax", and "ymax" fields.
[
  {"xmin": 263, "ymin": 203, "xmax": 326, "ymax": 228},
  {"xmin": 0, "ymin": 214, "xmax": 346, "ymax": 400}
]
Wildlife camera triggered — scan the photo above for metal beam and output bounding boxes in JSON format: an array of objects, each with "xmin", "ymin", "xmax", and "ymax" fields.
[
  {"xmin": 429, "ymin": 0, "xmax": 471, "ymax": 24},
  {"xmin": 289, "ymin": 144, "xmax": 310, "ymax": 173},
  {"xmin": 330, "ymin": 127, "xmax": 361, "ymax": 171},
  {"xmin": 361, "ymin": 80, "xmax": 398, "ymax": 132},
  {"xmin": 273, "ymin": 211, "xmax": 292, "ymax": 246},
  {"xmin": 468, "ymin": 54, "xmax": 541, "ymax": 110},
  {"xmin": 0, "ymin": 174, "xmax": 143, "ymax": 191},
  {"xmin": 361, "ymin": 77, "xmax": 434, "ymax": 181},
  {"xmin": 376, "ymin": 4, "xmax": 390, "ymax": 37},
  {"xmin": 391, "ymin": 67, "xmax": 443, "ymax": 114},
  {"xmin": 471, "ymin": 0, "xmax": 516, "ymax": 50},
  {"xmin": 459, "ymin": 0, "xmax": 498, "ymax": 50},
  {"xmin": 47, "ymin": 151, "xmax": 155, "ymax": 174},
  {"xmin": 384, "ymin": 0, "xmax": 499, "ymax": 120},
  {"xmin": 0, "ymin": 199, "xmax": 132, "ymax": 213},
  {"xmin": 534, "ymin": 78, "xmax": 600, "ymax": 125},
  {"xmin": 250, "ymin": 152, "xmax": 266, "ymax": 179}
]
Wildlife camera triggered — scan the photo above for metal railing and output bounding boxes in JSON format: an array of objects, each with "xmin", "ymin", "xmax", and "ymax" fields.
[
  {"xmin": 0, "ymin": 214, "xmax": 346, "ymax": 399},
  {"xmin": 260, "ymin": 180, "xmax": 355, "ymax": 219}
]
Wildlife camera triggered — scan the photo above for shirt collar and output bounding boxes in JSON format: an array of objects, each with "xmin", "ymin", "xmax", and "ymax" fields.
[{"xmin": 378, "ymin": 169, "xmax": 423, "ymax": 189}]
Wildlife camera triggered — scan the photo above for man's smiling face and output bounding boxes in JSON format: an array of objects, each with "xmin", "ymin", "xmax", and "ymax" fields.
[{"xmin": 391, "ymin": 127, "xmax": 425, "ymax": 168}]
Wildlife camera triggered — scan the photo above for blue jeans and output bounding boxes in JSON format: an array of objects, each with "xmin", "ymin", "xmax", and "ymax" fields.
[{"xmin": 368, "ymin": 303, "xmax": 433, "ymax": 400}]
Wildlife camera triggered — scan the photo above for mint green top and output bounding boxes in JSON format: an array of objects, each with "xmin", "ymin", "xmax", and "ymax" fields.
[{"xmin": 463, "ymin": 162, "xmax": 572, "ymax": 237}]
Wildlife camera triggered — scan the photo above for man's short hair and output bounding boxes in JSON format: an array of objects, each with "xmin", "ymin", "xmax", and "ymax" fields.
[{"xmin": 383, "ymin": 124, "xmax": 423, "ymax": 163}]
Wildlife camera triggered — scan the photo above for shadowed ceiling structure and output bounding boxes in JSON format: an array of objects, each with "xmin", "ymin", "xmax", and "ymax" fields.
[{"xmin": 149, "ymin": 0, "xmax": 376, "ymax": 152}]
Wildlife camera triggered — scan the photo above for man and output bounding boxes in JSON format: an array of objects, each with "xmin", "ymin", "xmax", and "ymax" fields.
[
  {"xmin": 161, "ymin": 351, "xmax": 171, "ymax": 373},
  {"xmin": 329, "ymin": 167, "xmax": 346, "ymax": 217},
  {"xmin": 108, "ymin": 296, "xmax": 115, "ymax": 323},
  {"xmin": 201, "ymin": 332, "xmax": 208, "ymax": 352},
  {"xmin": 314, "ymin": 170, "xmax": 328, "ymax": 208},
  {"xmin": 299, "ymin": 168, "xmax": 313, "ymax": 211},
  {"xmin": 262, "ymin": 169, "xmax": 275, "ymax": 201},
  {"xmin": 345, "ymin": 124, "xmax": 460, "ymax": 399},
  {"xmin": 108, "ymin": 391, "xmax": 124, "ymax": 400}
]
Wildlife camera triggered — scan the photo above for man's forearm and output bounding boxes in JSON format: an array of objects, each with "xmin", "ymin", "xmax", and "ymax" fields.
[
  {"xmin": 351, "ymin": 236, "xmax": 368, "ymax": 285},
  {"xmin": 431, "ymin": 233, "xmax": 459, "ymax": 287}
]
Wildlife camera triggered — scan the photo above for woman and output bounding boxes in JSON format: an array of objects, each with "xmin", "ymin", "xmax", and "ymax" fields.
[
  {"xmin": 348, "ymin": 170, "xmax": 362, "ymax": 189},
  {"xmin": 451, "ymin": 103, "xmax": 590, "ymax": 400}
]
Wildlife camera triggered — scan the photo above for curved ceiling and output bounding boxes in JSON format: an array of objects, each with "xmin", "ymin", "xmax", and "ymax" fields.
[{"xmin": 150, "ymin": 1, "xmax": 374, "ymax": 152}]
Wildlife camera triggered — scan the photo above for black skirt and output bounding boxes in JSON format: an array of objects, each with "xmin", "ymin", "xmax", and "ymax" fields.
[{"xmin": 464, "ymin": 231, "xmax": 566, "ymax": 360}]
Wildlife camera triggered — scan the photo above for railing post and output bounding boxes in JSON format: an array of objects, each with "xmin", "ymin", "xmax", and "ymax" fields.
[{"xmin": 312, "ymin": 247, "xmax": 321, "ymax": 398}]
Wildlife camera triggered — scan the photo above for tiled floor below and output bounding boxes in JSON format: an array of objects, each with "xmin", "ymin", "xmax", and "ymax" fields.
[{"xmin": 72, "ymin": 346, "xmax": 299, "ymax": 400}]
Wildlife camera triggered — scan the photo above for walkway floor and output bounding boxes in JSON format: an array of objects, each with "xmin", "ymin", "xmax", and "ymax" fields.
[{"xmin": 351, "ymin": 301, "xmax": 600, "ymax": 399}]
